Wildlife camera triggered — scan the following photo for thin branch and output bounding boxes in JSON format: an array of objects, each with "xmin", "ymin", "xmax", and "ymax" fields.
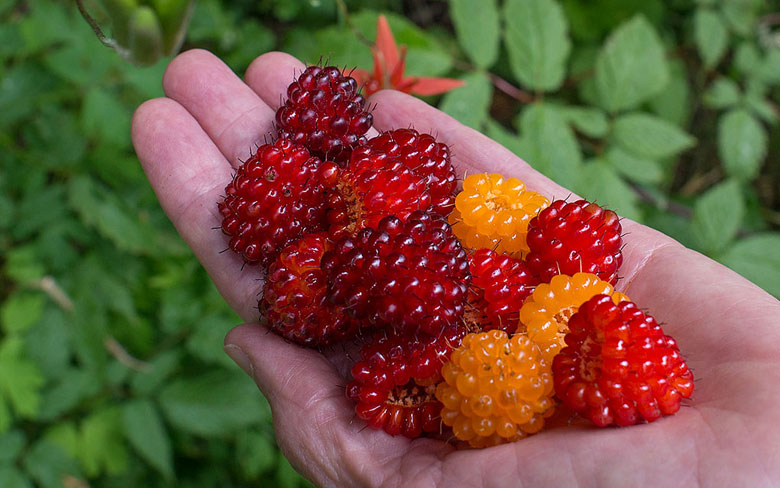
[
  {"xmin": 104, "ymin": 336, "xmax": 152, "ymax": 373},
  {"xmin": 30, "ymin": 276, "xmax": 74, "ymax": 312}
]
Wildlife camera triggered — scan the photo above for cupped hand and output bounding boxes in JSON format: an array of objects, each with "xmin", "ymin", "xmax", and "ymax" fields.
[{"xmin": 132, "ymin": 49, "xmax": 780, "ymax": 488}]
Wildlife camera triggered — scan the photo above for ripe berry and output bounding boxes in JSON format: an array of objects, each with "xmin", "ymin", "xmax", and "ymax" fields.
[
  {"xmin": 276, "ymin": 65, "xmax": 373, "ymax": 164},
  {"xmin": 449, "ymin": 173, "xmax": 550, "ymax": 258},
  {"xmin": 552, "ymin": 294, "xmax": 694, "ymax": 427},
  {"xmin": 322, "ymin": 211, "xmax": 471, "ymax": 336},
  {"xmin": 330, "ymin": 129, "xmax": 456, "ymax": 235},
  {"xmin": 466, "ymin": 249, "xmax": 538, "ymax": 334},
  {"xmin": 518, "ymin": 273, "xmax": 628, "ymax": 365},
  {"xmin": 526, "ymin": 199, "xmax": 623, "ymax": 285},
  {"xmin": 346, "ymin": 326, "xmax": 467, "ymax": 438},
  {"xmin": 218, "ymin": 138, "xmax": 336, "ymax": 267},
  {"xmin": 260, "ymin": 233, "xmax": 362, "ymax": 346},
  {"xmin": 436, "ymin": 330, "xmax": 556, "ymax": 448}
]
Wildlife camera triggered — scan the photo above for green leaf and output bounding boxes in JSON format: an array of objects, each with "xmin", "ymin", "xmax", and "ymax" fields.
[
  {"xmin": 606, "ymin": 147, "xmax": 663, "ymax": 184},
  {"xmin": 757, "ymin": 49, "xmax": 780, "ymax": 85},
  {"xmin": 130, "ymin": 349, "xmax": 182, "ymax": 396},
  {"xmin": 159, "ymin": 370, "xmax": 270, "ymax": 437},
  {"xmin": 516, "ymin": 103, "xmax": 583, "ymax": 190},
  {"xmin": 484, "ymin": 119, "xmax": 527, "ymax": 157},
  {"xmin": 721, "ymin": 233, "xmax": 780, "ymax": 297},
  {"xmin": 744, "ymin": 93, "xmax": 778, "ymax": 125},
  {"xmin": 122, "ymin": 400, "xmax": 174, "ymax": 479},
  {"xmin": 560, "ymin": 106, "xmax": 609, "ymax": 138},
  {"xmin": 0, "ymin": 430, "xmax": 26, "ymax": 463},
  {"xmin": 692, "ymin": 179, "xmax": 744, "ymax": 255},
  {"xmin": 67, "ymin": 177, "xmax": 158, "ymax": 255},
  {"xmin": 595, "ymin": 15, "xmax": 669, "ymax": 112},
  {"xmin": 612, "ymin": 112, "xmax": 695, "ymax": 159},
  {"xmin": 187, "ymin": 314, "xmax": 236, "ymax": 368},
  {"xmin": 22, "ymin": 440, "xmax": 82, "ymax": 488},
  {"xmin": 703, "ymin": 77, "xmax": 741, "ymax": 109},
  {"xmin": 694, "ymin": 9, "xmax": 729, "ymax": 68},
  {"xmin": 0, "ymin": 466, "xmax": 32, "ymax": 488},
  {"xmin": 43, "ymin": 422, "xmax": 79, "ymax": 458},
  {"xmin": 237, "ymin": 430, "xmax": 276, "ymax": 479},
  {"xmin": 721, "ymin": 0, "xmax": 760, "ymax": 37},
  {"xmin": 733, "ymin": 41, "xmax": 760, "ymax": 75},
  {"xmin": 81, "ymin": 89, "xmax": 132, "ymax": 148},
  {"xmin": 37, "ymin": 369, "xmax": 100, "ymax": 421},
  {"xmin": 718, "ymin": 109, "xmax": 767, "ymax": 181},
  {"xmin": 1, "ymin": 292, "xmax": 44, "ymax": 334},
  {"xmin": 503, "ymin": 0, "xmax": 571, "ymax": 91},
  {"xmin": 24, "ymin": 307, "xmax": 72, "ymax": 382},
  {"xmin": 439, "ymin": 72, "xmax": 492, "ymax": 129},
  {"xmin": 449, "ymin": 0, "xmax": 499, "ymax": 68},
  {"xmin": 576, "ymin": 160, "xmax": 641, "ymax": 220},
  {"xmin": 78, "ymin": 407, "xmax": 128, "ymax": 477},
  {"xmin": 0, "ymin": 337, "xmax": 44, "ymax": 420},
  {"xmin": 648, "ymin": 59, "xmax": 692, "ymax": 127},
  {"xmin": 3, "ymin": 246, "xmax": 45, "ymax": 283}
]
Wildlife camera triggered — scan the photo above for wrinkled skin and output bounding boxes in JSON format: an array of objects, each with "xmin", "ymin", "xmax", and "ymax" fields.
[{"xmin": 132, "ymin": 50, "xmax": 780, "ymax": 488}]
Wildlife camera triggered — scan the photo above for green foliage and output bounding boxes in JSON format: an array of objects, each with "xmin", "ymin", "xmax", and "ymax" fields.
[{"xmin": 3, "ymin": 1, "xmax": 779, "ymax": 487}]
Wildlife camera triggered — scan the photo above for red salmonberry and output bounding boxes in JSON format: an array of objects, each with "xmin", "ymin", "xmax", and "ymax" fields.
[
  {"xmin": 218, "ymin": 138, "xmax": 337, "ymax": 267},
  {"xmin": 322, "ymin": 211, "xmax": 471, "ymax": 336},
  {"xmin": 276, "ymin": 65, "xmax": 373, "ymax": 164},
  {"xmin": 331, "ymin": 129, "xmax": 456, "ymax": 235},
  {"xmin": 552, "ymin": 294, "xmax": 694, "ymax": 427},
  {"xmin": 466, "ymin": 249, "xmax": 538, "ymax": 333},
  {"xmin": 346, "ymin": 326, "xmax": 467, "ymax": 438},
  {"xmin": 260, "ymin": 233, "xmax": 362, "ymax": 346},
  {"xmin": 526, "ymin": 200, "xmax": 623, "ymax": 285}
]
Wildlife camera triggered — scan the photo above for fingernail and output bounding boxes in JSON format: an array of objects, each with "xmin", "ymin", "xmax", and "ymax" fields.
[{"xmin": 223, "ymin": 344, "xmax": 254, "ymax": 379}]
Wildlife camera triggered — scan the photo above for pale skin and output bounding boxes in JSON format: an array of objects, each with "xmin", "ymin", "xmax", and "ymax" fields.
[{"xmin": 132, "ymin": 49, "xmax": 780, "ymax": 488}]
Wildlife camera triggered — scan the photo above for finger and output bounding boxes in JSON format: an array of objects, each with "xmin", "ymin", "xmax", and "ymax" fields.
[
  {"xmin": 163, "ymin": 49, "xmax": 275, "ymax": 166},
  {"xmin": 224, "ymin": 324, "xmax": 407, "ymax": 487},
  {"xmin": 244, "ymin": 51, "xmax": 381, "ymax": 139},
  {"xmin": 132, "ymin": 97, "xmax": 263, "ymax": 321}
]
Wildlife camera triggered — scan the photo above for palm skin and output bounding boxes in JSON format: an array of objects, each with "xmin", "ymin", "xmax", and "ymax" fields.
[{"xmin": 132, "ymin": 49, "xmax": 780, "ymax": 488}]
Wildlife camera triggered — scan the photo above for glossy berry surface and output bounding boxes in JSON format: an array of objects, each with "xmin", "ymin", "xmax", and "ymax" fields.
[
  {"xmin": 466, "ymin": 249, "xmax": 538, "ymax": 334},
  {"xmin": 552, "ymin": 294, "xmax": 694, "ymax": 427},
  {"xmin": 218, "ymin": 138, "xmax": 336, "ymax": 267},
  {"xmin": 346, "ymin": 326, "xmax": 467, "ymax": 438},
  {"xmin": 332, "ymin": 129, "xmax": 456, "ymax": 235},
  {"xmin": 322, "ymin": 211, "xmax": 471, "ymax": 336},
  {"xmin": 276, "ymin": 65, "xmax": 373, "ymax": 164},
  {"xmin": 519, "ymin": 273, "xmax": 628, "ymax": 365},
  {"xmin": 436, "ymin": 330, "xmax": 556, "ymax": 448},
  {"xmin": 526, "ymin": 199, "xmax": 623, "ymax": 285},
  {"xmin": 449, "ymin": 173, "xmax": 550, "ymax": 258},
  {"xmin": 260, "ymin": 233, "xmax": 362, "ymax": 346}
]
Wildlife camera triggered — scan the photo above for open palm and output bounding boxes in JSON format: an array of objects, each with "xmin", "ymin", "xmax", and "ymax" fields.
[{"xmin": 132, "ymin": 50, "xmax": 780, "ymax": 487}]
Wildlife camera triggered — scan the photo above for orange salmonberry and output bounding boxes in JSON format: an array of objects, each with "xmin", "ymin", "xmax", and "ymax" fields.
[
  {"xmin": 448, "ymin": 173, "xmax": 550, "ymax": 258},
  {"xmin": 518, "ymin": 273, "xmax": 629, "ymax": 365},
  {"xmin": 436, "ymin": 330, "xmax": 555, "ymax": 448}
]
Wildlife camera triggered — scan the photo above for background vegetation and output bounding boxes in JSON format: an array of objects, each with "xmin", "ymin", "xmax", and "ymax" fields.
[{"xmin": 1, "ymin": 0, "xmax": 778, "ymax": 486}]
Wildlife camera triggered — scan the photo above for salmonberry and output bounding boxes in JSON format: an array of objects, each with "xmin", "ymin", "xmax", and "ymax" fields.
[
  {"xmin": 436, "ymin": 330, "xmax": 556, "ymax": 448},
  {"xmin": 449, "ymin": 173, "xmax": 549, "ymax": 257},
  {"xmin": 322, "ymin": 211, "xmax": 471, "ymax": 336},
  {"xmin": 218, "ymin": 138, "xmax": 337, "ymax": 267},
  {"xmin": 552, "ymin": 294, "xmax": 694, "ymax": 427},
  {"xmin": 346, "ymin": 326, "xmax": 467, "ymax": 438},
  {"xmin": 465, "ymin": 249, "xmax": 538, "ymax": 334},
  {"xmin": 526, "ymin": 199, "xmax": 623, "ymax": 285},
  {"xmin": 260, "ymin": 233, "xmax": 362, "ymax": 346},
  {"xmin": 519, "ymin": 273, "xmax": 628, "ymax": 365},
  {"xmin": 276, "ymin": 65, "xmax": 373, "ymax": 164}
]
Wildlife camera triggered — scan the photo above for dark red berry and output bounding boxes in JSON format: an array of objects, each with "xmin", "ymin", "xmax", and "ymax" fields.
[
  {"xmin": 276, "ymin": 65, "xmax": 373, "ymax": 164},
  {"xmin": 346, "ymin": 326, "xmax": 467, "ymax": 438},
  {"xmin": 526, "ymin": 200, "xmax": 623, "ymax": 285},
  {"xmin": 261, "ymin": 233, "xmax": 363, "ymax": 346},
  {"xmin": 218, "ymin": 138, "xmax": 334, "ymax": 267},
  {"xmin": 322, "ymin": 211, "xmax": 471, "ymax": 336}
]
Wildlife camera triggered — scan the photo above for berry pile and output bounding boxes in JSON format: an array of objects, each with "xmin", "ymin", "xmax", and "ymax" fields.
[{"xmin": 217, "ymin": 65, "xmax": 693, "ymax": 446}]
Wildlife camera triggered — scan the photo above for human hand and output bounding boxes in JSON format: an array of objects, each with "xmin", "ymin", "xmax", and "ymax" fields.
[{"xmin": 132, "ymin": 49, "xmax": 780, "ymax": 487}]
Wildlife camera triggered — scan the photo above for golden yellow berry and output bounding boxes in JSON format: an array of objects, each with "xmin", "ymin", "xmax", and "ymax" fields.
[
  {"xmin": 518, "ymin": 273, "xmax": 629, "ymax": 364},
  {"xmin": 435, "ymin": 330, "xmax": 555, "ymax": 448},
  {"xmin": 449, "ymin": 173, "xmax": 550, "ymax": 258}
]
